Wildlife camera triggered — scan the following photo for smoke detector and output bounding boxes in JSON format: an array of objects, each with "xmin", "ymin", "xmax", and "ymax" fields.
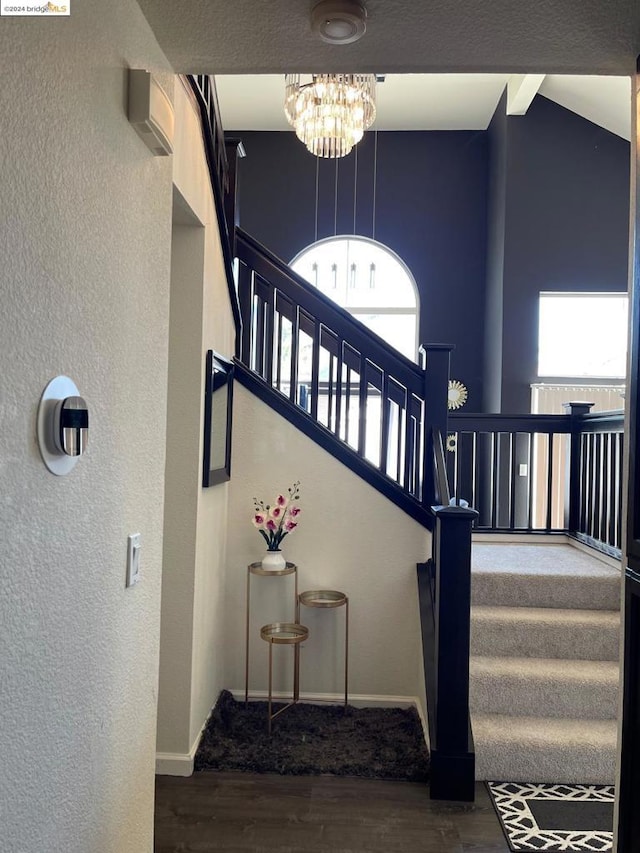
[{"xmin": 311, "ymin": 0, "xmax": 367, "ymax": 44}]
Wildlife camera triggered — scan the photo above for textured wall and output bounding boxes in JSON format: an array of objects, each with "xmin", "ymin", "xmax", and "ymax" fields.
[
  {"xmin": 136, "ymin": 0, "xmax": 640, "ymax": 75},
  {"xmin": 156, "ymin": 80, "xmax": 236, "ymax": 764},
  {"xmin": 226, "ymin": 386, "xmax": 431, "ymax": 707},
  {"xmin": 0, "ymin": 3, "xmax": 172, "ymax": 852}
]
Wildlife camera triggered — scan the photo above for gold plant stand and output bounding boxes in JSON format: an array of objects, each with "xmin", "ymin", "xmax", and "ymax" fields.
[
  {"xmin": 260, "ymin": 622, "xmax": 309, "ymax": 734},
  {"xmin": 297, "ymin": 589, "xmax": 349, "ymax": 708},
  {"xmin": 245, "ymin": 561, "xmax": 298, "ymax": 706}
]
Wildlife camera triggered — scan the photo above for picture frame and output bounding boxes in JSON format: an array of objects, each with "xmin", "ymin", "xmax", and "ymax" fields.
[{"xmin": 202, "ymin": 349, "xmax": 234, "ymax": 487}]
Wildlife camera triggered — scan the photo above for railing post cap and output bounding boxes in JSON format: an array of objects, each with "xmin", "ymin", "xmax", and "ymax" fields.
[
  {"xmin": 562, "ymin": 401, "xmax": 595, "ymax": 415},
  {"xmin": 432, "ymin": 504, "xmax": 479, "ymax": 520},
  {"xmin": 418, "ymin": 343, "xmax": 456, "ymax": 353}
]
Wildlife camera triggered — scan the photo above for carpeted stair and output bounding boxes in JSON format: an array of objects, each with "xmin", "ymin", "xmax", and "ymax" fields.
[{"xmin": 470, "ymin": 543, "xmax": 621, "ymax": 784}]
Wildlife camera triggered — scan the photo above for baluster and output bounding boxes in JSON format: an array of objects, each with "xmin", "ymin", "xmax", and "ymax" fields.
[
  {"xmin": 289, "ymin": 306, "xmax": 299, "ymax": 405},
  {"xmin": 358, "ymin": 357, "xmax": 368, "ymax": 456},
  {"xmin": 545, "ymin": 434, "xmax": 554, "ymax": 532},
  {"xmin": 508, "ymin": 432, "xmax": 516, "ymax": 530},
  {"xmin": 310, "ymin": 320, "xmax": 320, "ymax": 420},
  {"xmin": 527, "ymin": 434, "xmax": 534, "ymax": 531},
  {"xmin": 334, "ymin": 343, "xmax": 343, "ymax": 440},
  {"xmin": 237, "ymin": 263, "xmax": 252, "ymax": 366},
  {"xmin": 491, "ymin": 433, "xmax": 499, "ymax": 528},
  {"xmin": 380, "ymin": 373, "xmax": 390, "ymax": 474}
]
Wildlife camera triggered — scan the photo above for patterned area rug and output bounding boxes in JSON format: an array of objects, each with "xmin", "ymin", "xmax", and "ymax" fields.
[
  {"xmin": 194, "ymin": 690, "xmax": 429, "ymax": 781},
  {"xmin": 487, "ymin": 782, "xmax": 614, "ymax": 852}
]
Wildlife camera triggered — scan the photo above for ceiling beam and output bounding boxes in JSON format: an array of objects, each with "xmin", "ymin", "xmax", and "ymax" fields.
[{"xmin": 506, "ymin": 74, "xmax": 546, "ymax": 115}]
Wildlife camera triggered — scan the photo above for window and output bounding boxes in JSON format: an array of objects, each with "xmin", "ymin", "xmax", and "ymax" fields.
[
  {"xmin": 538, "ymin": 292, "xmax": 628, "ymax": 379},
  {"xmin": 291, "ymin": 236, "xmax": 419, "ymax": 361}
]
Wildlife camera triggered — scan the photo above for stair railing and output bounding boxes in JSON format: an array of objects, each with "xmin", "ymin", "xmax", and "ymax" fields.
[
  {"xmin": 448, "ymin": 403, "xmax": 624, "ymax": 557},
  {"xmin": 417, "ymin": 429, "xmax": 478, "ymax": 801},
  {"xmin": 234, "ymin": 227, "xmax": 452, "ymax": 526},
  {"xmin": 185, "ymin": 74, "xmax": 242, "ymax": 353}
]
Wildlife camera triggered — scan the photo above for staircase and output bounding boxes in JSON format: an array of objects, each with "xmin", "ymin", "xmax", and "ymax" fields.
[
  {"xmin": 187, "ymin": 73, "xmax": 625, "ymax": 798},
  {"xmin": 470, "ymin": 541, "xmax": 620, "ymax": 783}
]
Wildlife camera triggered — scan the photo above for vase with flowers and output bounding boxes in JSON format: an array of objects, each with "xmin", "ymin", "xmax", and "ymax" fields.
[{"xmin": 252, "ymin": 481, "xmax": 301, "ymax": 570}]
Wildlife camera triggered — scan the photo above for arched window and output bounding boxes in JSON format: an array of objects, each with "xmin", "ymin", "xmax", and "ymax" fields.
[{"xmin": 290, "ymin": 236, "xmax": 420, "ymax": 361}]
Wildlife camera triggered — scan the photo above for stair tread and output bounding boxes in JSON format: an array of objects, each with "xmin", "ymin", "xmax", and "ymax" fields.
[
  {"xmin": 471, "ymin": 605, "xmax": 620, "ymax": 623},
  {"xmin": 472, "ymin": 713, "xmax": 617, "ymax": 783},
  {"xmin": 472, "ymin": 712, "xmax": 617, "ymax": 744},
  {"xmin": 471, "ymin": 543, "xmax": 620, "ymax": 578},
  {"xmin": 470, "ymin": 655, "xmax": 619, "ymax": 681}
]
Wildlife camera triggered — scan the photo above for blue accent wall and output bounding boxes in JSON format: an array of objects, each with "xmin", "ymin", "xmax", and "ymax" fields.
[{"xmin": 230, "ymin": 94, "xmax": 629, "ymax": 413}]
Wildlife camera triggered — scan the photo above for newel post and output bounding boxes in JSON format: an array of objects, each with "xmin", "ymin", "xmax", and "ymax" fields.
[
  {"xmin": 430, "ymin": 502, "xmax": 478, "ymax": 801},
  {"xmin": 563, "ymin": 401, "xmax": 594, "ymax": 533},
  {"xmin": 420, "ymin": 344, "xmax": 453, "ymax": 509}
]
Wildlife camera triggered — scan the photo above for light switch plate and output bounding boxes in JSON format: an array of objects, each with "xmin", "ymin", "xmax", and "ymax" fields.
[{"xmin": 126, "ymin": 533, "xmax": 141, "ymax": 587}]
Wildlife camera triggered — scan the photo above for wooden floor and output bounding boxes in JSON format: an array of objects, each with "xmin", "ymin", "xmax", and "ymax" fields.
[{"xmin": 154, "ymin": 771, "xmax": 511, "ymax": 852}]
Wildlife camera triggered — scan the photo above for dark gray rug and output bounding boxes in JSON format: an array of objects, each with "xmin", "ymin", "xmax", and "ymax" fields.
[
  {"xmin": 487, "ymin": 781, "xmax": 614, "ymax": 852},
  {"xmin": 194, "ymin": 690, "xmax": 430, "ymax": 782}
]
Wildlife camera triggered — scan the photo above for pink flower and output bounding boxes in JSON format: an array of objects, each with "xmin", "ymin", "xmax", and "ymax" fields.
[
  {"xmin": 252, "ymin": 513, "xmax": 267, "ymax": 528},
  {"xmin": 284, "ymin": 519, "xmax": 298, "ymax": 532},
  {"xmin": 266, "ymin": 518, "xmax": 278, "ymax": 532},
  {"xmin": 288, "ymin": 505, "xmax": 301, "ymax": 517},
  {"xmin": 275, "ymin": 494, "xmax": 288, "ymax": 508},
  {"xmin": 270, "ymin": 505, "xmax": 284, "ymax": 520}
]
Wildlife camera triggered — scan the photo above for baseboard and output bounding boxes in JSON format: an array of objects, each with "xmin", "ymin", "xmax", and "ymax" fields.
[
  {"xmin": 230, "ymin": 688, "xmax": 417, "ymax": 709},
  {"xmin": 473, "ymin": 532, "xmax": 570, "ymax": 544},
  {"xmin": 156, "ymin": 713, "xmax": 212, "ymax": 777},
  {"xmin": 155, "ymin": 750, "xmax": 196, "ymax": 777}
]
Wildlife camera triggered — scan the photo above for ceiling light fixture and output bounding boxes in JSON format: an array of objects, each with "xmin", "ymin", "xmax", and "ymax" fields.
[
  {"xmin": 284, "ymin": 73, "xmax": 377, "ymax": 158},
  {"xmin": 310, "ymin": 0, "xmax": 367, "ymax": 44}
]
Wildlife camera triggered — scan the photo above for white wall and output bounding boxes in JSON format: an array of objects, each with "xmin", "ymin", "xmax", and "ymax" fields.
[
  {"xmin": 226, "ymin": 386, "xmax": 431, "ymax": 706},
  {"xmin": 0, "ymin": 3, "xmax": 172, "ymax": 852},
  {"xmin": 155, "ymin": 80, "xmax": 235, "ymax": 770}
]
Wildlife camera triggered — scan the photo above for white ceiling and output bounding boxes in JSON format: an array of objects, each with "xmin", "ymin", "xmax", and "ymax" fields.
[{"xmin": 216, "ymin": 73, "xmax": 632, "ymax": 139}]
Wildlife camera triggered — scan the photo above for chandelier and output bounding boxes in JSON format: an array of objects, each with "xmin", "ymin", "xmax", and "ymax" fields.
[{"xmin": 284, "ymin": 74, "xmax": 376, "ymax": 159}]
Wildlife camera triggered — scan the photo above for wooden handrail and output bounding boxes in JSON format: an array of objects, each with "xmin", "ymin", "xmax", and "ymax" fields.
[{"xmin": 234, "ymin": 227, "xmax": 452, "ymax": 520}]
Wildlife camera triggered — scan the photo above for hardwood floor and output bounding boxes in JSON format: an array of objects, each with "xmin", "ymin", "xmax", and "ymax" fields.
[{"xmin": 154, "ymin": 771, "xmax": 511, "ymax": 852}]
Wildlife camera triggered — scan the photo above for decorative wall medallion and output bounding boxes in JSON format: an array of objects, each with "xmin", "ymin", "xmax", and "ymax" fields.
[
  {"xmin": 448, "ymin": 379, "xmax": 468, "ymax": 411},
  {"xmin": 446, "ymin": 434, "xmax": 457, "ymax": 453}
]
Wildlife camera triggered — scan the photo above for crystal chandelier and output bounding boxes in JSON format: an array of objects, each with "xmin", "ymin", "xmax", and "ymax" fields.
[{"xmin": 284, "ymin": 74, "xmax": 376, "ymax": 159}]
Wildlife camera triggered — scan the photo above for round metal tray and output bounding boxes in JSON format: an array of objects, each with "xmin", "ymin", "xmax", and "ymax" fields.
[
  {"xmin": 299, "ymin": 589, "xmax": 347, "ymax": 608},
  {"xmin": 249, "ymin": 561, "xmax": 297, "ymax": 577},
  {"xmin": 260, "ymin": 622, "xmax": 309, "ymax": 644}
]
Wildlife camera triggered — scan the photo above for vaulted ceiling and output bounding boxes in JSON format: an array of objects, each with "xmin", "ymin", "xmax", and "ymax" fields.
[{"xmin": 215, "ymin": 73, "xmax": 632, "ymax": 139}]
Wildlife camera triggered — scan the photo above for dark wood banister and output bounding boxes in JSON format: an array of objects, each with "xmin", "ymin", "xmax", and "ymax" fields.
[
  {"xmin": 234, "ymin": 226, "xmax": 453, "ymax": 525},
  {"xmin": 236, "ymin": 228, "xmax": 427, "ymax": 388}
]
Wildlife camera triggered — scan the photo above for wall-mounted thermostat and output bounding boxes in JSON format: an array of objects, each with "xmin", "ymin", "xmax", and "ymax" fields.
[{"xmin": 37, "ymin": 376, "xmax": 89, "ymax": 476}]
